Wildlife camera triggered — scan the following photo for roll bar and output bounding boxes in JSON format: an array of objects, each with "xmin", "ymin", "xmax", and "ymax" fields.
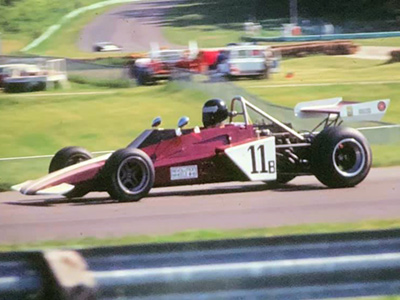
[{"xmin": 229, "ymin": 96, "xmax": 305, "ymax": 141}]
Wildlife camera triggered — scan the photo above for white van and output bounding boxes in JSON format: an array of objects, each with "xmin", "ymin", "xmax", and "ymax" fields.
[{"xmin": 219, "ymin": 45, "xmax": 280, "ymax": 79}]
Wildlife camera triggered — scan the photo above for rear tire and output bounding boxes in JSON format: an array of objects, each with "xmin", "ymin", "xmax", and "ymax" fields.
[
  {"xmin": 49, "ymin": 146, "xmax": 93, "ymax": 198},
  {"xmin": 103, "ymin": 148, "xmax": 155, "ymax": 202},
  {"xmin": 264, "ymin": 152, "xmax": 296, "ymax": 186},
  {"xmin": 310, "ymin": 127, "xmax": 371, "ymax": 188}
]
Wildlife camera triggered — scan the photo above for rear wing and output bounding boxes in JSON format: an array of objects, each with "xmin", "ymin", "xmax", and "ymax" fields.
[{"xmin": 294, "ymin": 97, "xmax": 390, "ymax": 122}]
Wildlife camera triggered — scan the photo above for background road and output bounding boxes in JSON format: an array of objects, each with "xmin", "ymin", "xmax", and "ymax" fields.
[
  {"xmin": 0, "ymin": 167, "xmax": 399, "ymax": 244},
  {"xmin": 78, "ymin": 0, "xmax": 184, "ymax": 52}
]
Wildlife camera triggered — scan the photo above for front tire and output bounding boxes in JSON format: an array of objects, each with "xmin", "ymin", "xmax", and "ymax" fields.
[
  {"xmin": 103, "ymin": 148, "xmax": 155, "ymax": 202},
  {"xmin": 49, "ymin": 146, "xmax": 93, "ymax": 198},
  {"xmin": 310, "ymin": 127, "xmax": 372, "ymax": 188},
  {"xmin": 136, "ymin": 68, "xmax": 153, "ymax": 86}
]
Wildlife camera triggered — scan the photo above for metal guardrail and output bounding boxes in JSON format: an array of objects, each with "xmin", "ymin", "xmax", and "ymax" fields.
[
  {"xmin": 244, "ymin": 31, "xmax": 400, "ymax": 42},
  {"xmin": 1, "ymin": 229, "xmax": 400, "ymax": 299}
]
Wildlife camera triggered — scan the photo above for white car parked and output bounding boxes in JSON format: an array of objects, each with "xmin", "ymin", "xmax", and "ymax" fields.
[{"xmin": 218, "ymin": 45, "xmax": 280, "ymax": 79}]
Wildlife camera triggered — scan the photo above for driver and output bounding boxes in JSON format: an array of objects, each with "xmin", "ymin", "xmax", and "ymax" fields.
[{"xmin": 202, "ymin": 99, "xmax": 229, "ymax": 128}]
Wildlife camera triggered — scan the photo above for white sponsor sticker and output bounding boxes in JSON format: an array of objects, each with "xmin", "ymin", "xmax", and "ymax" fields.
[
  {"xmin": 225, "ymin": 137, "xmax": 277, "ymax": 181},
  {"xmin": 170, "ymin": 165, "xmax": 198, "ymax": 180}
]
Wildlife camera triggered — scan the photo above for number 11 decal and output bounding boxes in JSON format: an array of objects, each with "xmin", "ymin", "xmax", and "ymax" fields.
[{"xmin": 248, "ymin": 145, "xmax": 275, "ymax": 174}]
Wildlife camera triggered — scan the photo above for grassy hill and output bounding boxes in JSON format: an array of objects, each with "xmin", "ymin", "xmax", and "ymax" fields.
[
  {"xmin": 0, "ymin": 82, "xmax": 208, "ymax": 185},
  {"xmin": 0, "ymin": 0, "xmax": 101, "ymax": 53}
]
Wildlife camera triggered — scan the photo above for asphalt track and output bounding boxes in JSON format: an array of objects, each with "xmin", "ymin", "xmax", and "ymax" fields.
[
  {"xmin": 78, "ymin": 0, "xmax": 184, "ymax": 52},
  {"xmin": 0, "ymin": 167, "xmax": 399, "ymax": 244}
]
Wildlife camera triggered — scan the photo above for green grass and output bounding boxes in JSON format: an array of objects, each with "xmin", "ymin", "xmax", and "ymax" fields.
[
  {"xmin": 235, "ymin": 56, "xmax": 400, "ymax": 164},
  {"xmin": 371, "ymin": 144, "xmax": 400, "ymax": 166},
  {"xmin": 27, "ymin": 3, "xmax": 128, "ymax": 57},
  {"xmin": 0, "ymin": 158, "xmax": 52, "ymax": 189},
  {"xmin": 1, "ymin": 218, "xmax": 400, "ymax": 251},
  {"xmin": 0, "ymin": 33, "xmax": 31, "ymax": 54},
  {"xmin": 163, "ymin": 25, "xmax": 245, "ymax": 48},
  {"xmin": 89, "ymin": 56, "xmax": 132, "ymax": 66},
  {"xmin": 0, "ymin": 82, "xmax": 208, "ymax": 185},
  {"xmin": 162, "ymin": 1, "xmax": 281, "ymax": 48},
  {"xmin": 0, "ymin": 84, "xmax": 205, "ymax": 159},
  {"xmin": 68, "ymin": 74, "xmax": 133, "ymax": 88},
  {"xmin": 1, "ymin": 1, "xmax": 138, "ymax": 57},
  {"xmin": 355, "ymin": 37, "xmax": 400, "ymax": 47},
  {"xmin": 367, "ymin": 298, "xmax": 400, "ymax": 300},
  {"xmin": 265, "ymin": 56, "xmax": 400, "ymax": 85},
  {"xmin": 240, "ymin": 83, "xmax": 400, "ymax": 124},
  {"xmin": 0, "ymin": 0, "xmax": 103, "ymax": 54},
  {"xmin": 237, "ymin": 56, "xmax": 400, "ymax": 124}
]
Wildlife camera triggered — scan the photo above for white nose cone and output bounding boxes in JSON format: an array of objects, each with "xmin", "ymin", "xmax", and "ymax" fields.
[
  {"xmin": 11, "ymin": 181, "xmax": 33, "ymax": 193},
  {"xmin": 36, "ymin": 183, "xmax": 75, "ymax": 195}
]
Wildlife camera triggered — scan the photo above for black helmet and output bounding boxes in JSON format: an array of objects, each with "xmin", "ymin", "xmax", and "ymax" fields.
[{"xmin": 202, "ymin": 99, "xmax": 228, "ymax": 127}]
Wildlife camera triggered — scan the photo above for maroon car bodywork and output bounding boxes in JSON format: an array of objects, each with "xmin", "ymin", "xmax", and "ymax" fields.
[
  {"xmin": 17, "ymin": 124, "xmax": 259, "ymax": 195},
  {"xmin": 146, "ymin": 125, "xmax": 254, "ymax": 187}
]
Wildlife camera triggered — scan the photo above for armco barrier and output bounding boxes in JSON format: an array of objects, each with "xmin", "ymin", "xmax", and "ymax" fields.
[
  {"xmin": 1, "ymin": 229, "xmax": 400, "ymax": 299},
  {"xmin": 244, "ymin": 31, "xmax": 400, "ymax": 42}
]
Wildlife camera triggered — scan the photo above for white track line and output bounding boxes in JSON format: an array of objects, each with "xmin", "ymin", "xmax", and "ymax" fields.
[
  {"xmin": 0, "ymin": 151, "xmax": 113, "ymax": 162},
  {"xmin": 8, "ymin": 91, "xmax": 116, "ymax": 97},
  {"xmin": 248, "ymin": 80, "xmax": 400, "ymax": 88},
  {"xmin": 1, "ymin": 124, "xmax": 399, "ymax": 162},
  {"xmin": 22, "ymin": 0, "xmax": 140, "ymax": 51},
  {"xmin": 357, "ymin": 125, "xmax": 400, "ymax": 131}
]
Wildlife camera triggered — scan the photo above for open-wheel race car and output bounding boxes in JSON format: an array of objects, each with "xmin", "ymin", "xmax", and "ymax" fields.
[{"xmin": 13, "ymin": 96, "xmax": 389, "ymax": 202}]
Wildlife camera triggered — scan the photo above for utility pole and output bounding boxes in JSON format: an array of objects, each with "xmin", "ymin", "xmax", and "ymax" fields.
[{"xmin": 290, "ymin": 0, "xmax": 298, "ymax": 25}]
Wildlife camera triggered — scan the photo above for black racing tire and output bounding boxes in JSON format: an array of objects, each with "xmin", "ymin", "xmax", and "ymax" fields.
[
  {"xmin": 310, "ymin": 127, "xmax": 372, "ymax": 188},
  {"xmin": 136, "ymin": 72, "xmax": 144, "ymax": 85},
  {"xmin": 49, "ymin": 146, "xmax": 93, "ymax": 198},
  {"xmin": 129, "ymin": 64, "xmax": 137, "ymax": 79},
  {"xmin": 49, "ymin": 146, "xmax": 93, "ymax": 173},
  {"xmin": 264, "ymin": 152, "xmax": 296, "ymax": 186},
  {"xmin": 136, "ymin": 71, "xmax": 147, "ymax": 85},
  {"xmin": 103, "ymin": 148, "xmax": 155, "ymax": 202},
  {"xmin": 136, "ymin": 68, "xmax": 153, "ymax": 86},
  {"xmin": 32, "ymin": 81, "xmax": 46, "ymax": 92},
  {"xmin": 226, "ymin": 74, "xmax": 238, "ymax": 81}
]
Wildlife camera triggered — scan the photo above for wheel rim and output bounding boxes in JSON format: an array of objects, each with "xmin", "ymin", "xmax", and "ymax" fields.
[
  {"xmin": 66, "ymin": 153, "xmax": 90, "ymax": 166},
  {"xmin": 117, "ymin": 156, "xmax": 150, "ymax": 195},
  {"xmin": 332, "ymin": 138, "xmax": 366, "ymax": 178}
]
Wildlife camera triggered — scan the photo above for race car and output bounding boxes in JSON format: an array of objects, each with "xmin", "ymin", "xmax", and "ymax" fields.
[
  {"xmin": 93, "ymin": 42, "xmax": 122, "ymax": 52},
  {"xmin": 132, "ymin": 49, "xmax": 186, "ymax": 85},
  {"xmin": 212, "ymin": 44, "xmax": 280, "ymax": 79},
  {"xmin": 12, "ymin": 96, "xmax": 389, "ymax": 202}
]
